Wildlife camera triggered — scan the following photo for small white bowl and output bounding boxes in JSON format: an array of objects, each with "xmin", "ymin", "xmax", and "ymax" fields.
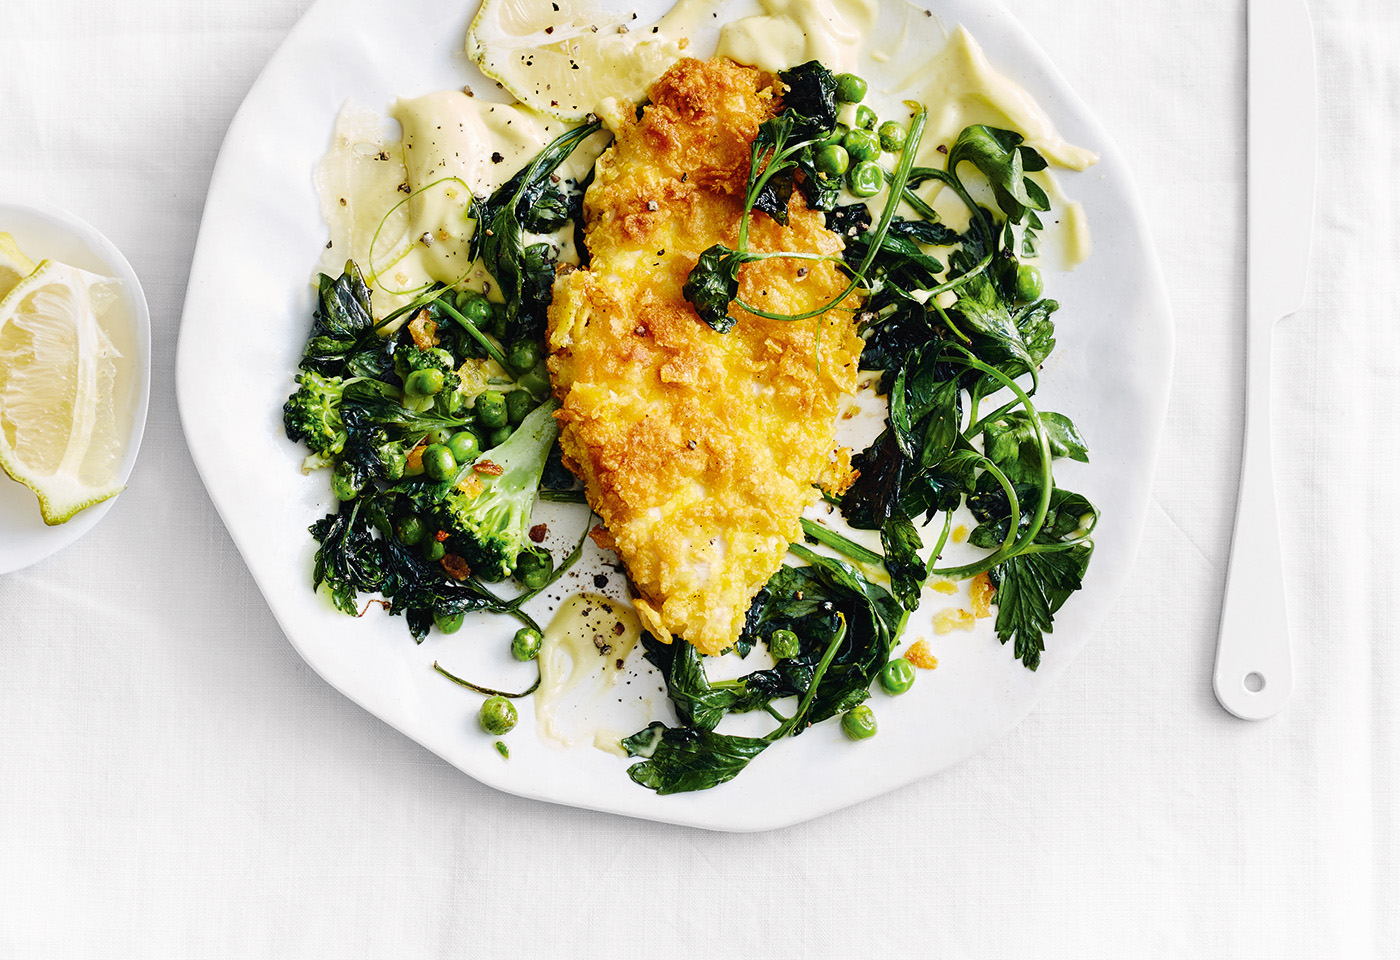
[{"xmin": 0, "ymin": 197, "xmax": 152, "ymax": 574}]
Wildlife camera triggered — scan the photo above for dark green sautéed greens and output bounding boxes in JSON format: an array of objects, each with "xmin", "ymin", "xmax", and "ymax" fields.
[
  {"xmin": 282, "ymin": 59, "xmax": 1097, "ymax": 796},
  {"xmin": 282, "ymin": 125, "xmax": 600, "ymax": 642}
]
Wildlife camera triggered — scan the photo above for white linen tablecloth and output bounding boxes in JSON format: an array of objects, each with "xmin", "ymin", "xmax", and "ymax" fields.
[{"xmin": 1, "ymin": 0, "xmax": 1395, "ymax": 956}]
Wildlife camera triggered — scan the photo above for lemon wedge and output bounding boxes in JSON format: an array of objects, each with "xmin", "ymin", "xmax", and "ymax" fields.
[
  {"xmin": 466, "ymin": 0, "xmax": 682, "ymax": 121},
  {"xmin": 0, "ymin": 233, "xmax": 38, "ymax": 301},
  {"xmin": 0, "ymin": 259, "xmax": 128, "ymax": 524}
]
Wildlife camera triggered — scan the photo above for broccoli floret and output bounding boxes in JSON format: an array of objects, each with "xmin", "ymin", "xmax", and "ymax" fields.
[
  {"xmin": 435, "ymin": 399, "xmax": 560, "ymax": 580},
  {"xmin": 284, "ymin": 370, "xmax": 348, "ymax": 458},
  {"xmin": 393, "ymin": 344, "xmax": 461, "ymax": 413},
  {"xmin": 395, "ymin": 344, "xmax": 460, "ymax": 389}
]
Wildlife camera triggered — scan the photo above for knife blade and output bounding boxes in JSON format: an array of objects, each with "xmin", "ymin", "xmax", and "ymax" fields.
[{"xmin": 1213, "ymin": 0, "xmax": 1317, "ymax": 720}]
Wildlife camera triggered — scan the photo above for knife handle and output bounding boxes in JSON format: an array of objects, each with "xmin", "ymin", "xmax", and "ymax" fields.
[{"xmin": 1214, "ymin": 315, "xmax": 1293, "ymax": 719}]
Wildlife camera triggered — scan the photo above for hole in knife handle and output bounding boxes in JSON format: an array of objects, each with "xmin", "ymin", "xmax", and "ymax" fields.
[{"xmin": 1244, "ymin": 672, "xmax": 1266, "ymax": 693}]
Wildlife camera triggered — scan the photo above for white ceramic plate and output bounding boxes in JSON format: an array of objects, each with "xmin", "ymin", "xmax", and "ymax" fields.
[
  {"xmin": 0, "ymin": 197, "xmax": 151, "ymax": 575},
  {"xmin": 177, "ymin": 0, "xmax": 1173, "ymax": 830}
]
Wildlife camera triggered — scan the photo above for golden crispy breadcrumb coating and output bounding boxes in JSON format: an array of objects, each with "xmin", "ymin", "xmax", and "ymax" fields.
[{"xmin": 547, "ymin": 57, "xmax": 863, "ymax": 656}]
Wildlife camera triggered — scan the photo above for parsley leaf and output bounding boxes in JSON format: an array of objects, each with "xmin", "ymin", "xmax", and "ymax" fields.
[
  {"xmin": 982, "ymin": 410, "xmax": 1090, "ymax": 484},
  {"xmin": 987, "ymin": 543, "xmax": 1093, "ymax": 670},
  {"xmin": 946, "ymin": 125, "xmax": 1051, "ymax": 225}
]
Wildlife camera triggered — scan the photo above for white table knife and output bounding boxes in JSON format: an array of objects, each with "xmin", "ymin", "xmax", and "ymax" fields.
[{"xmin": 1214, "ymin": 0, "xmax": 1317, "ymax": 720}]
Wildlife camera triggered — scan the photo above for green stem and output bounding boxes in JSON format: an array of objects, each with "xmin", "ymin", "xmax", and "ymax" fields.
[
  {"xmin": 769, "ymin": 613, "xmax": 848, "ymax": 739},
  {"xmin": 367, "ymin": 177, "xmax": 472, "ymax": 297},
  {"xmin": 762, "ymin": 702, "xmax": 790, "ymax": 723},
  {"xmin": 506, "ymin": 512, "xmax": 594, "ymax": 610},
  {"xmin": 969, "ymin": 396, "xmax": 1024, "ymax": 436},
  {"xmin": 925, "ymin": 349, "xmax": 1054, "ymax": 578},
  {"xmin": 376, "ymin": 286, "xmax": 448, "ymax": 331},
  {"xmin": 735, "ymin": 105, "xmax": 930, "ymax": 323},
  {"xmin": 538, "ymin": 489, "xmax": 587, "ymax": 504},
  {"xmin": 798, "ymin": 518, "xmax": 883, "ymax": 565},
  {"xmin": 434, "ymin": 299, "xmax": 512, "ymax": 371},
  {"xmin": 433, "ymin": 661, "xmax": 541, "ymax": 699}
]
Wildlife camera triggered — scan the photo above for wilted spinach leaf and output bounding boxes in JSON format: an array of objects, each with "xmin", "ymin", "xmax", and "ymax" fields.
[{"xmin": 683, "ymin": 244, "xmax": 754, "ymax": 332}]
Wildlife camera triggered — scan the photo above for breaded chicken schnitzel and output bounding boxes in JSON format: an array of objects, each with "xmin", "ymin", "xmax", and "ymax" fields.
[{"xmin": 547, "ymin": 57, "xmax": 863, "ymax": 656}]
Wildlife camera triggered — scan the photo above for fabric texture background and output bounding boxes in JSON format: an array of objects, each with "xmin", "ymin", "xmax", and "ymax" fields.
[{"xmin": 0, "ymin": 0, "xmax": 1394, "ymax": 956}]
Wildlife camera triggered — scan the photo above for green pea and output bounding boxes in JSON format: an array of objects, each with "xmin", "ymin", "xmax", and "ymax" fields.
[
  {"xmin": 488, "ymin": 424, "xmax": 514, "ymax": 448},
  {"xmin": 514, "ymin": 549, "xmax": 553, "ymax": 590},
  {"xmin": 505, "ymin": 389, "xmax": 536, "ymax": 426},
  {"xmin": 422, "ymin": 444, "xmax": 457, "ymax": 482},
  {"xmin": 434, "ymin": 609, "xmax": 465, "ymax": 634},
  {"xmin": 446, "ymin": 431, "xmax": 479, "ymax": 464},
  {"xmin": 507, "ymin": 340, "xmax": 543, "ymax": 375},
  {"xmin": 847, "ymin": 160, "xmax": 884, "ymax": 198},
  {"xmin": 488, "ymin": 301, "xmax": 509, "ymax": 341},
  {"xmin": 818, "ymin": 123, "xmax": 849, "ymax": 148},
  {"xmin": 854, "ymin": 105, "xmax": 877, "ymax": 130},
  {"xmin": 405, "ymin": 368, "xmax": 445, "ymax": 397},
  {"xmin": 331, "ymin": 461, "xmax": 360, "ymax": 501},
  {"xmin": 1015, "ymin": 263, "xmax": 1044, "ymax": 301},
  {"xmin": 878, "ymin": 120, "xmax": 907, "ymax": 153},
  {"xmin": 440, "ymin": 389, "xmax": 468, "ymax": 418},
  {"xmin": 841, "ymin": 704, "xmax": 878, "ymax": 740},
  {"xmin": 379, "ymin": 446, "xmax": 407, "ymax": 481},
  {"xmin": 843, "ymin": 128, "xmax": 880, "ymax": 163},
  {"xmin": 834, "ymin": 73, "xmax": 867, "ymax": 103},
  {"xmin": 479, "ymin": 696, "xmax": 518, "ymax": 735},
  {"xmin": 425, "ymin": 427, "xmax": 453, "ymax": 446},
  {"xmin": 455, "ymin": 289, "xmax": 494, "ymax": 326},
  {"xmin": 769, "ymin": 629, "xmax": 801, "ymax": 659},
  {"xmin": 422, "ymin": 538, "xmax": 446, "ymax": 563},
  {"xmin": 396, "ymin": 514, "xmax": 427, "ymax": 547},
  {"xmin": 813, "ymin": 143, "xmax": 850, "ymax": 178},
  {"xmin": 475, "ymin": 390, "xmax": 508, "ymax": 429},
  {"xmin": 879, "ymin": 657, "xmax": 916, "ymax": 695},
  {"xmin": 512, "ymin": 627, "xmax": 544, "ymax": 661}
]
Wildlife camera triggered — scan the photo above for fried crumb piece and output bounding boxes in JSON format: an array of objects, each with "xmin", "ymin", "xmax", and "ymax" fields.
[
  {"xmin": 905, "ymin": 639, "xmax": 938, "ymax": 669},
  {"xmin": 931, "ymin": 580, "xmax": 957, "ymax": 595},
  {"xmin": 589, "ymin": 525, "xmax": 617, "ymax": 552},
  {"xmin": 440, "ymin": 555, "xmax": 471, "ymax": 580},
  {"xmin": 969, "ymin": 572, "xmax": 994, "ymax": 618},
  {"xmin": 529, "ymin": 523, "xmax": 548, "ymax": 543},
  {"xmin": 473, "ymin": 459, "xmax": 505, "ymax": 476},
  {"xmin": 932, "ymin": 608, "xmax": 976, "ymax": 635},
  {"xmin": 455, "ymin": 473, "xmax": 484, "ymax": 499},
  {"xmin": 407, "ymin": 310, "xmax": 439, "ymax": 349}
]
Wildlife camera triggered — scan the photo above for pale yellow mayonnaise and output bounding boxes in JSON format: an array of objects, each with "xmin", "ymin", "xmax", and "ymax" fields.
[
  {"xmin": 656, "ymin": 0, "xmax": 877, "ymax": 74},
  {"xmin": 317, "ymin": 93, "xmax": 607, "ymax": 314},
  {"xmin": 533, "ymin": 593, "xmax": 648, "ymax": 752},
  {"xmin": 316, "ymin": 0, "xmax": 1097, "ymax": 312},
  {"xmin": 887, "ymin": 26, "xmax": 1099, "ymax": 267}
]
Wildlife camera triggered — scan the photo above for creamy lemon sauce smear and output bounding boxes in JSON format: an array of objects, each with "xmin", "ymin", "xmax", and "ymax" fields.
[
  {"xmin": 313, "ymin": 0, "xmax": 1099, "ymax": 742},
  {"xmin": 316, "ymin": 98, "xmax": 606, "ymax": 319},
  {"xmin": 534, "ymin": 593, "xmax": 646, "ymax": 751},
  {"xmin": 316, "ymin": 0, "xmax": 1096, "ymax": 319}
]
